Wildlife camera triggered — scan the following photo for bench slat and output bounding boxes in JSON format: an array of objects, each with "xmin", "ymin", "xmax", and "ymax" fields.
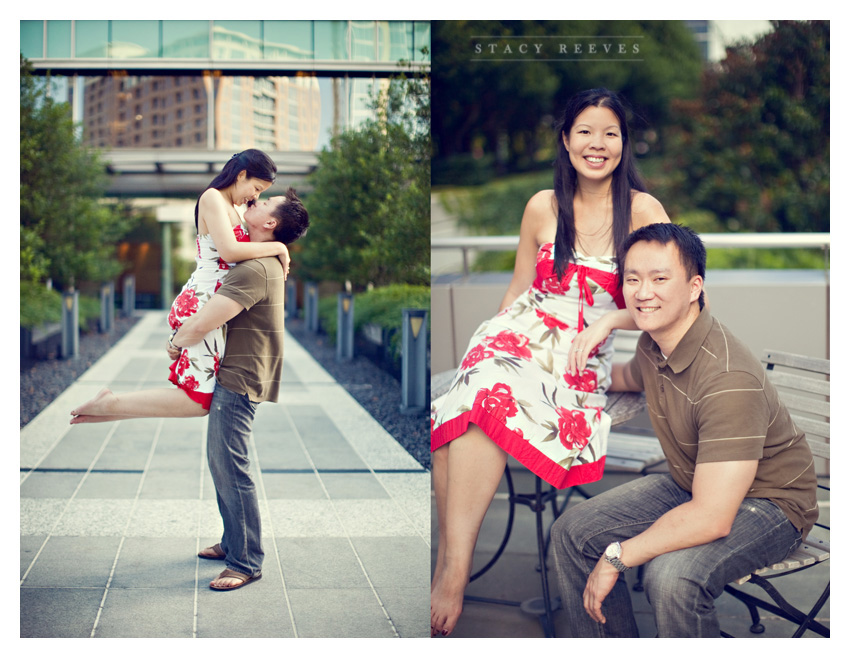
[
  {"xmin": 767, "ymin": 369, "xmax": 830, "ymax": 398},
  {"xmin": 792, "ymin": 416, "xmax": 830, "ymax": 443},
  {"xmin": 805, "ymin": 439, "xmax": 830, "ymax": 461},
  {"xmin": 604, "ymin": 457, "xmax": 654, "ymax": 473},
  {"xmin": 778, "ymin": 391, "xmax": 830, "ymax": 418},
  {"xmin": 733, "ymin": 538, "xmax": 830, "ymax": 584},
  {"xmin": 763, "ymin": 350, "xmax": 830, "ymax": 376},
  {"xmin": 606, "ymin": 432, "xmax": 666, "ymax": 473}
]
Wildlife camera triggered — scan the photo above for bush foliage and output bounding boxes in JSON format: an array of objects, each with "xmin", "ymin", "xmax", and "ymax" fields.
[
  {"xmin": 299, "ymin": 56, "xmax": 430, "ymax": 289},
  {"xmin": 20, "ymin": 56, "xmax": 135, "ymax": 293},
  {"xmin": 316, "ymin": 284, "xmax": 430, "ymax": 364}
]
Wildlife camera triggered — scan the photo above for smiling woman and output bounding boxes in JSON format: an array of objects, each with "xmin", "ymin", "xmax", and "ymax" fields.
[
  {"xmin": 429, "ymin": 88, "xmax": 671, "ymax": 637},
  {"xmin": 69, "ymin": 150, "xmax": 308, "ymax": 424},
  {"xmin": 562, "ymin": 106, "xmax": 624, "ymax": 184}
]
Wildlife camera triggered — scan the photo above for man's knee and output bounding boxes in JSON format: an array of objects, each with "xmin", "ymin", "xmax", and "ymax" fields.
[
  {"xmin": 551, "ymin": 507, "xmax": 580, "ymax": 553},
  {"xmin": 551, "ymin": 502, "xmax": 605, "ymax": 570},
  {"xmin": 642, "ymin": 552, "xmax": 713, "ymax": 604}
]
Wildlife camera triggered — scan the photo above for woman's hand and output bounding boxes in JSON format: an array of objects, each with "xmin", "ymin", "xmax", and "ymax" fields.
[
  {"xmin": 166, "ymin": 334, "xmax": 181, "ymax": 361},
  {"xmin": 568, "ymin": 318, "xmax": 613, "ymax": 376},
  {"xmin": 568, "ymin": 308, "xmax": 639, "ymax": 375},
  {"xmin": 277, "ymin": 243, "xmax": 291, "ymax": 279}
]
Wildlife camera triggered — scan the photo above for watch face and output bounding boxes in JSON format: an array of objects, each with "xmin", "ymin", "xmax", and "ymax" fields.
[{"xmin": 606, "ymin": 543, "xmax": 620, "ymax": 558}]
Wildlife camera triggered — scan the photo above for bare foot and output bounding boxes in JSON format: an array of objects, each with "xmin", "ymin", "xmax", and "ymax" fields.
[
  {"xmin": 431, "ymin": 567, "xmax": 467, "ymax": 637},
  {"xmin": 432, "ymin": 554, "xmax": 443, "ymax": 592},
  {"xmin": 70, "ymin": 388, "xmax": 117, "ymax": 421},
  {"xmin": 209, "ymin": 568, "xmax": 260, "ymax": 590},
  {"xmin": 198, "ymin": 544, "xmax": 226, "ymax": 560},
  {"xmin": 210, "ymin": 574, "xmax": 244, "ymax": 589},
  {"xmin": 69, "ymin": 414, "xmax": 127, "ymax": 425}
]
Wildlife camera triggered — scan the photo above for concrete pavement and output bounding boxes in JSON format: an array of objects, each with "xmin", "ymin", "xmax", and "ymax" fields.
[{"xmin": 20, "ymin": 311, "xmax": 430, "ymax": 638}]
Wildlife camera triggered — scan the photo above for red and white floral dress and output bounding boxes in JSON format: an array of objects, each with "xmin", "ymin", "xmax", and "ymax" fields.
[
  {"xmin": 167, "ymin": 224, "xmax": 250, "ymax": 410},
  {"xmin": 431, "ymin": 242, "xmax": 626, "ymax": 488}
]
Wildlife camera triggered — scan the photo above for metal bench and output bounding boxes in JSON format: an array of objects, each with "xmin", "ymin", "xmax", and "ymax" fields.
[{"xmin": 721, "ymin": 350, "xmax": 830, "ymax": 638}]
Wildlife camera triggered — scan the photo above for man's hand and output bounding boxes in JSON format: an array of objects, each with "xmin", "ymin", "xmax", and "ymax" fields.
[{"xmin": 583, "ymin": 555, "xmax": 621, "ymax": 624}]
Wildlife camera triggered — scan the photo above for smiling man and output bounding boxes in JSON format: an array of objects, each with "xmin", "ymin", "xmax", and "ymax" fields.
[{"xmin": 550, "ymin": 222, "xmax": 818, "ymax": 637}]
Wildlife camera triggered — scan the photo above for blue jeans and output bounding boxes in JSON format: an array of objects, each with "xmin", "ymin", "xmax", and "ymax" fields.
[
  {"xmin": 207, "ymin": 384, "xmax": 263, "ymax": 577},
  {"xmin": 551, "ymin": 473, "xmax": 802, "ymax": 637}
]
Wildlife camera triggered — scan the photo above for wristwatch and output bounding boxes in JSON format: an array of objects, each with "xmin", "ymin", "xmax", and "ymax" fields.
[
  {"xmin": 168, "ymin": 330, "xmax": 178, "ymax": 351},
  {"xmin": 604, "ymin": 542, "xmax": 631, "ymax": 572}
]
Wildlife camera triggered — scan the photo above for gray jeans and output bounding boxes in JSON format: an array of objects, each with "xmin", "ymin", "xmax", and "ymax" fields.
[
  {"xmin": 207, "ymin": 384, "xmax": 263, "ymax": 577},
  {"xmin": 551, "ymin": 473, "xmax": 802, "ymax": 637}
]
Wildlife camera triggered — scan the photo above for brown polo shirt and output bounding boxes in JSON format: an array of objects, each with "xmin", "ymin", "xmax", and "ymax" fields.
[
  {"xmin": 215, "ymin": 257, "xmax": 285, "ymax": 403},
  {"xmin": 628, "ymin": 309, "xmax": 818, "ymax": 537}
]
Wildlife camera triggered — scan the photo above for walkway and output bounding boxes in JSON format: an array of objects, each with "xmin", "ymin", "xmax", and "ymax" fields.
[{"xmin": 20, "ymin": 311, "xmax": 430, "ymax": 638}]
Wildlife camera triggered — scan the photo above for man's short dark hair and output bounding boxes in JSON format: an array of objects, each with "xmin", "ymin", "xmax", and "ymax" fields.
[
  {"xmin": 619, "ymin": 223, "xmax": 706, "ymax": 310},
  {"xmin": 271, "ymin": 187, "xmax": 310, "ymax": 244}
]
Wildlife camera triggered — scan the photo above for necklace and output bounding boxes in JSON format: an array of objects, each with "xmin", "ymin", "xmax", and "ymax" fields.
[{"xmin": 575, "ymin": 217, "xmax": 611, "ymax": 237}]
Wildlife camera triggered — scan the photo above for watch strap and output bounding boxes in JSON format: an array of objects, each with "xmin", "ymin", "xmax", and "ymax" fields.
[{"xmin": 605, "ymin": 554, "xmax": 631, "ymax": 572}]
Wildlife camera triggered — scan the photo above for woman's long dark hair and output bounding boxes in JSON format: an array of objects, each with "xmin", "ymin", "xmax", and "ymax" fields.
[
  {"xmin": 194, "ymin": 149, "xmax": 277, "ymax": 229},
  {"xmin": 552, "ymin": 88, "xmax": 647, "ymax": 278}
]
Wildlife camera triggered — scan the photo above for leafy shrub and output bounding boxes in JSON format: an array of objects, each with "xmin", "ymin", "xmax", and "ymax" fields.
[
  {"xmin": 20, "ymin": 281, "xmax": 109, "ymax": 332},
  {"xmin": 20, "ymin": 281, "xmax": 62, "ymax": 329},
  {"xmin": 77, "ymin": 294, "xmax": 102, "ymax": 333},
  {"xmin": 677, "ymin": 211, "xmax": 827, "ymax": 270},
  {"xmin": 316, "ymin": 284, "xmax": 430, "ymax": 366},
  {"xmin": 446, "ymin": 170, "xmax": 551, "ymax": 237}
]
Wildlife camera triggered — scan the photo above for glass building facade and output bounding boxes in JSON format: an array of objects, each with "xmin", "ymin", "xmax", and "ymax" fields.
[{"xmin": 21, "ymin": 20, "xmax": 431, "ymax": 152}]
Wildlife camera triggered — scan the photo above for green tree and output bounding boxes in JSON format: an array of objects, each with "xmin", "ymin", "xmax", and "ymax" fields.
[
  {"xmin": 431, "ymin": 20, "xmax": 703, "ymax": 181},
  {"xmin": 659, "ymin": 21, "xmax": 829, "ymax": 233},
  {"xmin": 299, "ymin": 56, "xmax": 430, "ymax": 288},
  {"xmin": 20, "ymin": 56, "xmax": 132, "ymax": 291}
]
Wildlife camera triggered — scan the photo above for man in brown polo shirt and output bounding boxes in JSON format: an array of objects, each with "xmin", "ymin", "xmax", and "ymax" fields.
[
  {"xmin": 551, "ymin": 223, "xmax": 818, "ymax": 637},
  {"xmin": 170, "ymin": 189, "xmax": 309, "ymax": 591}
]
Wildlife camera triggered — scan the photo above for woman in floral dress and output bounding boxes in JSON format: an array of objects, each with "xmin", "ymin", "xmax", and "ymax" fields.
[
  {"xmin": 70, "ymin": 149, "xmax": 293, "ymax": 422},
  {"xmin": 430, "ymin": 89, "xmax": 671, "ymax": 637}
]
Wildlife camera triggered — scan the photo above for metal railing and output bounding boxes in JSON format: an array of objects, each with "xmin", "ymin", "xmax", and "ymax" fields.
[{"xmin": 432, "ymin": 233, "xmax": 831, "ymax": 277}]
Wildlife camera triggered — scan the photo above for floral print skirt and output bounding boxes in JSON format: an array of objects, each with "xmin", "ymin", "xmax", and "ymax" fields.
[
  {"xmin": 166, "ymin": 278, "xmax": 223, "ymax": 411},
  {"xmin": 164, "ymin": 226, "xmax": 248, "ymax": 411},
  {"xmin": 431, "ymin": 298, "xmax": 618, "ymax": 488}
]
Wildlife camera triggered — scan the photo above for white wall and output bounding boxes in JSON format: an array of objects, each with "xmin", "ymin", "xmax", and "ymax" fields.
[{"xmin": 432, "ymin": 269, "xmax": 829, "ymax": 374}]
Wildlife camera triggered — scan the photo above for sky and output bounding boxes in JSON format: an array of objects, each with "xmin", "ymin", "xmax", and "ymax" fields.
[{"xmin": 709, "ymin": 20, "xmax": 774, "ymax": 60}]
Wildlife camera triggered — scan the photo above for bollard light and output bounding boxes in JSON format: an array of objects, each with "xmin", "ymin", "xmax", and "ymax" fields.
[
  {"xmin": 285, "ymin": 277, "xmax": 297, "ymax": 318},
  {"xmin": 122, "ymin": 274, "xmax": 136, "ymax": 317},
  {"xmin": 100, "ymin": 283, "xmax": 111, "ymax": 333},
  {"xmin": 337, "ymin": 292, "xmax": 354, "ymax": 361},
  {"xmin": 61, "ymin": 290, "xmax": 80, "ymax": 360},
  {"xmin": 400, "ymin": 308, "xmax": 428, "ymax": 413},
  {"xmin": 305, "ymin": 282, "xmax": 319, "ymax": 332},
  {"xmin": 108, "ymin": 281, "xmax": 115, "ymax": 330}
]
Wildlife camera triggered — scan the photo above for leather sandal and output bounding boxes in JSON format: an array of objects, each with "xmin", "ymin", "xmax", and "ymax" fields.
[
  {"xmin": 209, "ymin": 568, "xmax": 262, "ymax": 591},
  {"xmin": 198, "ymin": 543, "xmax": 226, "ymax": 560}
]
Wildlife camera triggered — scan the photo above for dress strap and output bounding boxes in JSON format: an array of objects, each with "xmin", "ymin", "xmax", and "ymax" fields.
[{"xmin": 562, "ymin": 264, "xmax": 625, "ymax": 327}]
